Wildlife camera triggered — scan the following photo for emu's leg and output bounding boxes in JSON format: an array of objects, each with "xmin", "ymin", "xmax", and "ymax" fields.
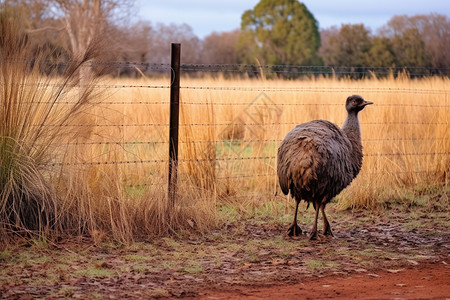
[
  {"xmin": 287, "ymin": 199, "xmax": 302, "ymax": 236},
  {"xmin": 321, "ymin": 203, "xmax": 334, "ymax": 237},
  {"xmin": 309, "ymin": 202, "xmax": 321, "ymax": 240}
]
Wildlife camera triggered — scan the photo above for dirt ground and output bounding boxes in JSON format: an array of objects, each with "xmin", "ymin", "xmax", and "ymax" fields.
[
  {"xmin": 1, "ymin": 198, "xmax": 449, "ymax": 299},
  {"xmin": 195, "ymin": 263, "xmax": 450, "ymax": 299}
]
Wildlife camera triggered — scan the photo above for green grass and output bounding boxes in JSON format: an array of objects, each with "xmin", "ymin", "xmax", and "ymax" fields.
[
  {"xmin": 305, "ymin": 259, "xmax": 324, "ymax": 269},
  {"xmin": 125, "ymin": 185, "xmax": 148, "ymax": 198},
  {"xmin": 74, "ymin": 267, "xmax": 116, "ymax": 278},
  {"xmin": 162, "ymin": 237, "xmax": 180, "ymax": 248},
  {"xmin": 304, "ymin": 259, "xmax": 340, "ymax": 269},
  {"xmin": 250, "ymin": 202, "xmax": 291, "ymax": 224},
  {"xmin": 133, "ymin": 265, "xmax": 149, "ymax": 273},
  {"xmin": 181, "ymin": 262, "xmax": 204, "ymax": 274},
  {"xmin": 218, "ymin": 205, "xmax": 239, "ymax": 221},
  {"xmin": 124, "ymin": 254, "xmax": 154, "ymax": 262},
  {"xmin": 0, "ymin": 250, "xmax": 11, "ymax": 261}
]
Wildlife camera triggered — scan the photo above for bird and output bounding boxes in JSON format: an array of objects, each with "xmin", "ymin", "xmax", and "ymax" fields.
[{"xmin": 277, "ymin": 95, "xmax": 373, "ymax": 240}]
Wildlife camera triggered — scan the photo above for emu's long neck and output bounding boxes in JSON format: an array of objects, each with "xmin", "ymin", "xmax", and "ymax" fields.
[
  {"xmin": 342, "ymin": 111, "xmax": 361, "ymax": 144},
  {"xmin": 342, "ymin": 111, "xmax": 363, "ymax": 177}
]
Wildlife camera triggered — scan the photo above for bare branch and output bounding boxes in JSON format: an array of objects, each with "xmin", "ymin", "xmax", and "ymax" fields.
[{"xmin": 26, "ymin": 26, "xmax": 65, "ymax": 34}]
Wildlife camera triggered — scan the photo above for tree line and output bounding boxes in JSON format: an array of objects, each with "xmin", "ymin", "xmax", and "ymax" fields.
[{"xmin": 2, "ymin": 0, "xmax": 449, "ymax": 77}]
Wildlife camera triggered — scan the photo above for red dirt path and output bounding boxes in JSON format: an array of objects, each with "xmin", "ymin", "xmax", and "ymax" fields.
[{"xmin": 195, "ymin": 263, "xmax": 450, "ymax": 300}]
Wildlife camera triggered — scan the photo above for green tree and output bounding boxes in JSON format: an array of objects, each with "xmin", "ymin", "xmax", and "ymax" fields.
[
  {"xmin": 368, "ymin": 37, "xmax": 395, "ymax": 67},
  {"xmin": 237, "ymin": 0, "xmax": 320, "ymax": 65},
  {"xmin": 391, "ymin": 28, "xmax": 430, "ymax": 67},
  {"xmin": 319, "ymin": 24, "xmax": 371, "ymax": 67},
  {"xmin": 381, "ymin": 14, "xmax": 445, "ymax": 68}
]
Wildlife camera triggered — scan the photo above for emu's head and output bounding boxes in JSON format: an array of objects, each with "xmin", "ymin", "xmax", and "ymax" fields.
[{"xmin": 345, "ymin": 95, "xmax": 373, "ymax": 113}]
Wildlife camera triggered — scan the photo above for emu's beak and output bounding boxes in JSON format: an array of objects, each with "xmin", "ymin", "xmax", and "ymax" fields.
[{"xmin": 362, "ymin": 100, "xmax": 373, "ymax": 106}]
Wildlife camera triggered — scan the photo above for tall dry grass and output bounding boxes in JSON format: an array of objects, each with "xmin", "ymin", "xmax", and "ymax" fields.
[
  {"xmin": 1, "ymin": 8, "xmax": 448, "ymax": 243},
  {"xmin": 0, "ymin": 9, "xmax": 218, "ymax": 244},
  {"xmin": 104, "ymin": 73, "xmax": 448, "ymax": 211},
  {"xmin": 0, "ymin": 8, "xmax": 101, "ymax": 240}
]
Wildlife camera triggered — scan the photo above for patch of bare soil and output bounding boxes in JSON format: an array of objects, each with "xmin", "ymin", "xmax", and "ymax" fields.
[
  {"xmin": 0, "ymin": 203, "xmax": 449, "ymax": 299},
  {"xmin": 194, "ymin": 263, "xmax": 450, "ymax": 299}
]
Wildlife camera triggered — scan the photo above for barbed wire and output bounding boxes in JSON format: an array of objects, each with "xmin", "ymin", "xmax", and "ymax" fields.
[
  {"xmin": 5, "ymin": 58, "xmax": 448, "ymax": 72},
  {"xmin": 22, "ymin": 100, "xmax": 169, "ymax": 105},
  {"xmin": 93, "ymin": 84, "xmax": 170, "ymax": 89},
  {"xmin": 4, "ymin": 57, "xmax": 450, "ymax": 91},
  {"xmin": 44, "ymin": 152, "xmax": 449, "ymax": 167},
  {"xmin": 125, "ymin": 182, "xmax": 167, "ymax": 188},
  {"xmin": 57, "ymin": 137, "xmax": 447, "ymax": 147},
  {"xmin": 366, "ymin": 152, "xmax": 450, "ymax": 157},
  {"xmin": 180, "ymin": 101, "xmax": 450, "ymax": 108},
  {"xmin": 19, "ymin": 99, "xmax": 450, "ymax": 108},
  {"xmin": 180, "ymin": 63, "xmax": 449, "ymax": 72},
  {"xmin": 181, "ymin": 69, "xmax": 449, "ymax": 78},
  {"xmin": 179, "ymin": 122, "xmax": 449, "ymax": 126},
  {"xmin": 123, "ymin": 168, "xmax": 448, "ymax": 189},
  {"xmin": 45, "ymin": 159, "xmax": 166, "ymax": 167},
  {"xmin": 6, "ymin": 81, "xmax": 448, "ymax": 96},
  {"xmin": 34, "ymin": 121, "xmax": 448, "ymax": 128},
  {"xmin": 181, "ymin": 63, "xmax": 449, "ymax": 77},
  {"xmin": 33, "ymin": 123, "xmax": 169, "ymax": 127},
  {"xmin": 179, "ymin": 86, "xmax": 449, "ymax": 94},
  {"xmin": 215, "ymin": 169, "xmax": 448, "ymax": 179},
  {"xmin": 3, "ymin": 59, "xmax": 171, "ymax": 70},
  {"xmin": 0, "ymin": 82, "xmax": 170, "ymax": 90}
]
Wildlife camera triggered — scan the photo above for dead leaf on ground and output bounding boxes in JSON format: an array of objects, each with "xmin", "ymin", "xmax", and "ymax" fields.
[{"xmin": 386, "ymin": 269, "xmax": 405, "ymax": 273}]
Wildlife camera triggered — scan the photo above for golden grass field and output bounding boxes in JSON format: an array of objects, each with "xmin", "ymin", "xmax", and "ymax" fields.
[
  {"xmin": 43, "ymin": 73, "xmax": 445, "ymax": 240},
  {"xmin": 88, "ymin": 75, "xmax": 449, "ymax": 193},
  {"xmin": 2, "ymin": 61, "xmax": 449, "ymax": 242}
]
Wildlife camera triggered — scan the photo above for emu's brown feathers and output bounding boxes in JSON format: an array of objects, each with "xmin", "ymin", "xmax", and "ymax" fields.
[{"xmin": 277, "ymin": 95, "xmax": 372, "ymax": 239}]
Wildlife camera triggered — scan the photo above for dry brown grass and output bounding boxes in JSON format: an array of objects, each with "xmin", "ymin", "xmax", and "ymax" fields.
[
  {"xmin": 0, "ymin": 8, "xmax": 102, "ymax": 240},
  {"xmin": 2, "ymin": 68, "xmax": 448, "ymax": 242},
  {"xmin": 1, "ymin": 8, "xmax": 219, "ymax": 244},
  {"xmin": 1, "ymin": 8, "xmax": 448, "ymax": 243},
  {"xmin": 100, "ymin": 74, "xmax": 448, "ymax": 210}
]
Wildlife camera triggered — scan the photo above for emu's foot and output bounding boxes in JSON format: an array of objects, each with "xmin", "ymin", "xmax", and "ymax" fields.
[
  {"xmin": 287, "ymin": 223, "xmax": 302, "ymax": 237},
  {"xmin": 323, "ymin": 227, "xmax": 334, "ymax": 237},
  {"xmin": 309, "ymin": 230, "xmax": 318, "ymax": 240},
  {"xmin": 310, "ymin": 232, "xmax": 331, "ymax": 241}
]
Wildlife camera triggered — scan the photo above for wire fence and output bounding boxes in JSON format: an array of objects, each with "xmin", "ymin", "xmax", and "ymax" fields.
[
  {"xmin": 7, "ymin": 58, "xmax": 450, "ymax": 77},
  {"xmin": 4, "ymin": 58, "xmax": 450, "ymax": 195}
]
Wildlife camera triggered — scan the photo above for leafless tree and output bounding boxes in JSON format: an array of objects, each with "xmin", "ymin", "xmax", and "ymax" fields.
[
  {"xmin": 46, "ymin": 0, "xmax": 135, "ymax": 81},
  {"xmin": 202, "ymin": 30, "xmax": 240, "ymax": 64},
  {"xmin": 147, "ymin": 23, "xmax": 201, "ymax": 64},
  {"xmin": 379, "ymin": 14, "xmax": 450, "ymax": 68}
]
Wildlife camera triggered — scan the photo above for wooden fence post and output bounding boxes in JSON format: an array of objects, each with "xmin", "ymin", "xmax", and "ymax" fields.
[{"xmin": 168, "ymin": 43, "xmax": 181, "ymax": 205}]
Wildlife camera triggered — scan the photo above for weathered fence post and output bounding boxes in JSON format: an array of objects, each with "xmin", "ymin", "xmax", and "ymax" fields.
[{"xmin": 168, "ymin": 43, "xmax": 181, "ymax": 205}]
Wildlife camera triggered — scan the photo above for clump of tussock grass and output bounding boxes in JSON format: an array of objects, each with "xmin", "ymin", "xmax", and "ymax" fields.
[
  {"xmin": 1, "ymin": 8, "xmax": 220, "ymax": 243},
  {"xmin": 0, "ymin": 7, "xmax": 100, "ymax": 241}
]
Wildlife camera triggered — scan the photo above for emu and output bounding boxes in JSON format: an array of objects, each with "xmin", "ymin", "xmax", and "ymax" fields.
[{"xmin": 277, "ymin": 95, "xmax": 373, "ymax": 240}]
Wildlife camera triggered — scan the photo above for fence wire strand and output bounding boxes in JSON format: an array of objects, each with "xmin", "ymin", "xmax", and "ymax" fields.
[
  {"xmin": 57, "ymin": 137, "xmax": 448, "ymax": 147},
  {"xmin": 46, "ymin": 152, "xmax": 449, "ymax": 167}
]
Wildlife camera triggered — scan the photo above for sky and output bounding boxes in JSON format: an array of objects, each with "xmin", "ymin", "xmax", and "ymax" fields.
[{"xmin": 136, "ymin": 0, "xmax": 450, "ymax": 38}]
